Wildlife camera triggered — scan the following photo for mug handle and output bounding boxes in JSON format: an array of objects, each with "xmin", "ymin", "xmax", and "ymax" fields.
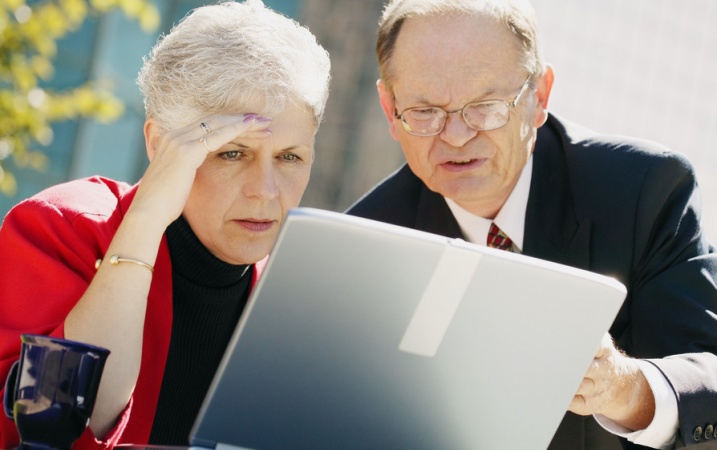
[{"xmin": 3, "ymin": 360, "xmax": 19, "ymax": 420}]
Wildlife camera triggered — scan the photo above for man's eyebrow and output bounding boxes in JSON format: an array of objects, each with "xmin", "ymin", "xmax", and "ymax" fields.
[{"xmin": 402, "ymin": 87, "xmax": 501, "ymax": 107}]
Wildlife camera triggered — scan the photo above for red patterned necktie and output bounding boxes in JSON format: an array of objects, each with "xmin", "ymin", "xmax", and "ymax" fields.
[{"xmin": 487, "ymin": 223, "xmax": 513, "ymax": 251}]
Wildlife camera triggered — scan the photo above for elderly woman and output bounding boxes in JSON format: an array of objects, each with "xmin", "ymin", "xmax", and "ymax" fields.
[{"xmin": 0, "ymin": 0, "xmax": 330, "ymax": 447}]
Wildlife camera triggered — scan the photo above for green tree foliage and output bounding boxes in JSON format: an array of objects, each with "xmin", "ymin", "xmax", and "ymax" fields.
[{"xmin": 0, "ymin": 0, "xmax": 159, "ymax": 195}]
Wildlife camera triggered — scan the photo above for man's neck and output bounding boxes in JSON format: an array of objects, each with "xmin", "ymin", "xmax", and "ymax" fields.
[{"xmin": 445, "ymin": 156, "xmax": 533, "ymax": 250}]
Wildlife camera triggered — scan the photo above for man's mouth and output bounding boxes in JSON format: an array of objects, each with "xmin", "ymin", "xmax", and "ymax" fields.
[
  {"xmin": 449, "ymin": 159, "xmax": 474, "ymax": 165},
  {"xmin": 439, "ymin": 157, "xmax": 487, "ymax": 171}
]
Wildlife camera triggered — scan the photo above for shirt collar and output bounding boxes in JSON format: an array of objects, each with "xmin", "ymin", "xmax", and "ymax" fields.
[{"xmin": 445, "ymin": 156, "xmax": 533, "ymax": 251}]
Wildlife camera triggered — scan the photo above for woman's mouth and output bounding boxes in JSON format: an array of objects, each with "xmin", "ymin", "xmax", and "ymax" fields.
[{"xmin": 234, "ymin": 219, "xmax": 275, "ymax": 232}]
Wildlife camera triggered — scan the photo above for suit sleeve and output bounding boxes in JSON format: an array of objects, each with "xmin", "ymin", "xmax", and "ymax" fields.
[
  {"xmin": 627, "ymin": 152, "xmax": 717, "ymax": 448},
  {"xmin": 0, "ymin": 197, "xmax": 127, "ymax": 449}
]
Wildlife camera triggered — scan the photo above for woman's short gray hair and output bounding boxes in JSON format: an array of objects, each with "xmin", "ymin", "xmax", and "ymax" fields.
[
  {"xmin": 377, "ymin": 0, "xmax": 544, "ymax": 90},
  {"xmin": 137, "ymin": 0, "xmax": 331, "ymax": 130}
]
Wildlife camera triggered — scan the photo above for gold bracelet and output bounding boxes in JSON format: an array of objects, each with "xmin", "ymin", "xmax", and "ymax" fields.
[{"xmin": 95, "ymin": 254, "xmax": 154, "ymax": 273}]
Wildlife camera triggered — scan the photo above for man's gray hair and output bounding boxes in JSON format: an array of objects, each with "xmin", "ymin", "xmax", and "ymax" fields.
[
  {"xmin": 137, "ymin": 0, "xmax": 331, "ymax": 130},
  {"xmin": 377, "ymin": 0, "xmax": 544, "ymax": 89}
]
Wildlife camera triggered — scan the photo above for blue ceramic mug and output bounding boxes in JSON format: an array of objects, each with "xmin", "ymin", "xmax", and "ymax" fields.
[{"xmin": 3, "ymin": 335, "xmax": 110, "ymax": 450}]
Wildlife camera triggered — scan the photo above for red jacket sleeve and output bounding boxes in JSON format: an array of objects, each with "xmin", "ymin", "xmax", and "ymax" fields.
[{"xmin": 0, "ymin": 179, "xmax": 130, "ymax": 448}]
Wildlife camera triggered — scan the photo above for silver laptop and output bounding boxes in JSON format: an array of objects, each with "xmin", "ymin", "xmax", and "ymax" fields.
[{"xmin": 188, "ymin": 207, "xmax": 626, "ymax": 450}]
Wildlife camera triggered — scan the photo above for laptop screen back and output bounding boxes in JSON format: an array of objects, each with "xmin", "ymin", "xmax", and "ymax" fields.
[{"xmin": 190, "ymin": 208, "xmax": 626, "ymax": 450}]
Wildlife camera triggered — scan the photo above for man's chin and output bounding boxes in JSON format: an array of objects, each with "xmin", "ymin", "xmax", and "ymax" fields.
[{"xmin": 432, "ymin": 178, "xmax": 491, "ymax": 200}]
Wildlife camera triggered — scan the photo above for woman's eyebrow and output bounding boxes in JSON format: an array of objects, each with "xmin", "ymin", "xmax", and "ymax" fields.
[{"xmin": 224, "ymin": 141, "xmax": 252, "ymax": 149}]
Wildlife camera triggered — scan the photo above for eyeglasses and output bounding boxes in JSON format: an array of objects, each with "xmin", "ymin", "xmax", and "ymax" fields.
[{"xmin": 393, "ymin": 76, "xmax": 533, "ymax": 137}]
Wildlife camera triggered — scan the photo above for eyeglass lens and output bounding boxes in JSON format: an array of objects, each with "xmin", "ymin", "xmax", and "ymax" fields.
[
  {"xmin": 398, "ymin": 75, "xmax": 532, "ymax": 136},
  {"xmin": 402, "ymin": 101, "xmax": 510, "ymax": 135}
]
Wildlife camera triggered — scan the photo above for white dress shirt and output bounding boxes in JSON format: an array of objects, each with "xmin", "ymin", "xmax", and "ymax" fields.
[{"xmin": 445, "ymin": 156, "xmax": 678, "ymax": 449}]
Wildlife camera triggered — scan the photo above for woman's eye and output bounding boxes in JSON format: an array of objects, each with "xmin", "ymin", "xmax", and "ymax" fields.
[{"xmin": 219, "ymin": 151, "xmax": 242, "ymax": 161}]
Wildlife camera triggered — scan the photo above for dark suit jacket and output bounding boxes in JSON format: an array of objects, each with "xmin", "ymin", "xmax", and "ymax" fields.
[{"xmin": 346, "ymin": 114, "xmax": 717, "ymax": 449}]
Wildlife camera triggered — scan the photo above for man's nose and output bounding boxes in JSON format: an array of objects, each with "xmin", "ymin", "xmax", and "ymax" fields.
[{"xmin": 439, "ymin": 111, "xmax": 478, "ymax": 148}]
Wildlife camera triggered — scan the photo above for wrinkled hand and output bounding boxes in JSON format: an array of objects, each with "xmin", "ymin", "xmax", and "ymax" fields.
[
  {"xmin": 570, "ymin": 333, "xmax": 655, "ymax": 431},
  {"xmin": 131, "ymin": 113, "xmax": 271, "ymax": 228}
]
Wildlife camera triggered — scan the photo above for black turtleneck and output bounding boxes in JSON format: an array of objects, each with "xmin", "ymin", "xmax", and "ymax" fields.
[{"xmin": 149, "ymin": 216, "xmax": 253, "ymax": 445}]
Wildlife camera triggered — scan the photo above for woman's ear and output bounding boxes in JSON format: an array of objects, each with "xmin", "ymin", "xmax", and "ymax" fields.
[
  {"xmin": 377, "ymin": 79, "xmax": 400, "ymax": 141},
  {"xmin": 533, "ymin": 65, "xmax": 555, "ymax": 128},
  {"xmin": 143, "ymin": 118, "xmax": 162, "ymax": 161}
]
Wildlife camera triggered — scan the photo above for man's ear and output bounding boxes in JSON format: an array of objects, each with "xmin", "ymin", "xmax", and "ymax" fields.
[
  {"xmin": 377, "ymin": 79, "xmax": 400, "ymax": 141},
  {"xmin": 533, "ymin": 65, "xmax": 555, "ymax": 128},
  {"xmin": 143, "ymin": 118, "xmax": 162, "ymax": 161}
]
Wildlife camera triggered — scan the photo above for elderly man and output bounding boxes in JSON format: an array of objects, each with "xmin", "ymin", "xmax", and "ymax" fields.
[{"xmin": 346, "ymin": 0, "xmax": 717, "ymax": 448}]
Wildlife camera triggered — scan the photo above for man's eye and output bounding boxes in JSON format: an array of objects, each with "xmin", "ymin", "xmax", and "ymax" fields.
[
  {"xmin": 406, "ymin": 107, "xmax": 440, "ymax": 122},
  {"xmin": 280, "ymin": 153, "xmax": 301, "ymax": 162}
]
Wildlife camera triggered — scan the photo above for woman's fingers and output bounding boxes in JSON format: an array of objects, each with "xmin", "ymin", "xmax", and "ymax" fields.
[{"xmin": 179, "ymin": 113, "xmax": 272, "ymax": 154}]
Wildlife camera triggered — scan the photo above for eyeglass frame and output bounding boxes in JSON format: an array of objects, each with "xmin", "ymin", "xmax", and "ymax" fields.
[{"xmin": 392, "ymin": 75, "xmax": 534, "ymax": 137}]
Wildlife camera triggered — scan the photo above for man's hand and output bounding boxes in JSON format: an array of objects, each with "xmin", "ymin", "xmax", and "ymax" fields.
[{"xmin": 570, "ymin": 333, "xmax": 656, "ymax": 431}]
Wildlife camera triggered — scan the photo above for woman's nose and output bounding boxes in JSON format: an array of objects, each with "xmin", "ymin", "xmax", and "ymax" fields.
[{"xmin": 243, "ymin": 161, "xmax": 279, "ymax": 199}]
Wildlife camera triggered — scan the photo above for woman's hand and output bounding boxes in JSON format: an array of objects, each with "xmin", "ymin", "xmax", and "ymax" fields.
[{"xmin": 131, "ymin": 113, "xmax": 272, "ymax": 230}]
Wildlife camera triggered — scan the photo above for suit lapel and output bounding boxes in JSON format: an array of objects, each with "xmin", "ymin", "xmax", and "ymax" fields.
[
  {"xmin": 414, "ymin": 184, "xmax": 465, "ymax": 239},
  {"xmin": 523, "ymin": 116, "xmax": 592, "ymax": 271}
]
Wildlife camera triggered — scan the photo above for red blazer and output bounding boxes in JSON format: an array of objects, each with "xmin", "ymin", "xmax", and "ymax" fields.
[{"xmin": 0, "ymin": 176, "xmax": 264, "ymax": 448}]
